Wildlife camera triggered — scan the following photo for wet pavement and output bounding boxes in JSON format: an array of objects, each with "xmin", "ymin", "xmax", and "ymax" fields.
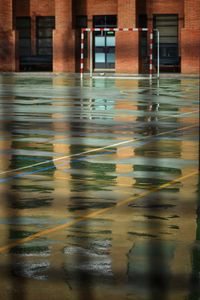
[{"xmin": 0, "ymin": 74, "xmax": 199, "ymax": 300}]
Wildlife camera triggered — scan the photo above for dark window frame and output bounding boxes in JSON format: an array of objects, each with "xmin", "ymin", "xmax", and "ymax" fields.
[
  {"xmin": 36, "ymin": 16, "xmax": 55, "ymax": 56},
  {"xmin": 16, "ymin": 16, "xmax": 31, "ymax": 57},
  {"xmin": 153, "ymin": 14, "xmax": 179, "ymax": 68}
]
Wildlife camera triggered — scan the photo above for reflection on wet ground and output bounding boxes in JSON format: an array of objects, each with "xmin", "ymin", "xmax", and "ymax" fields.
[{"xmin": 0, "ymin": 74, "xmax": 199, "ymax": 300}]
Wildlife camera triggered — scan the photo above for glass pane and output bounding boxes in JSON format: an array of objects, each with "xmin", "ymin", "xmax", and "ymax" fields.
[
  {"xmin": 154, "ymin": 14, "xmax": 178, "ymax": 45},
  {"xmin": 138, "ymin": 15, "xmax": 147, "ymax": 28},
  {"xmin": 38, "ymin": 38, "xmax": 52, "ymax": 47},
  {"xmin": 16, "ymin": 17, "xmax": 31, "ymax": 29},
  {"xmin": 94, "ymin": 16, "xmax": 106, "ymax": 27},
  {"xmin": 156, "ymin": 16, "xmax": 178, "ymax": 24},
  {"xmin": 19, "ymin": 47, "xmax": 31, "ymax": 56},
  {"xmin": 38, "ymin": 48, "xmax": 52, "ymax": 55},
  {"xmin": 167, "ymin": 48, "xmax": 178, "ymax": 57},
  {"xmin": 95, "ymin": 36, "xmax": 106, "ymax": 47},
  {"xmin": 76, "ymin": 16, "xmax": 87, "ymax": 28},
  {"xmin": 106, "ymin": 15, "xmax": 117, "ymax": 27},
  {"xmin": 38, "ymin": 17, "xmax": 55, "ymax": 28},
  {"xmin": 19, "ymin": 29, "xmax": 31, "ymax": 38},
  {"xmin": 38, "ymin": 29, "xmax": 52, "ymax": 38},
  {"xmin": 107, "ymin": 53, "xmax": 115, "ymax": 63},
  {"xmin": 159, "ymin": 27, "xmax": 177, "ymax": 36},
  {"xmin": 19, "ymin": 39, "xmax": 31, "ymax": 48},
  {"xmin": 160, "ymin": 36, "xmax": 178, "ymax": 43},
  {"xmin": 95, "ymin": 53, "xmax": 106, "ymax": 63},
  {"xmin": 106, "ymin": 36, "xmax": 115, "ymax": 47}
]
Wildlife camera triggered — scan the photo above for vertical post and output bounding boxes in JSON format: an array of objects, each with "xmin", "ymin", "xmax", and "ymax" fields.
[
  {"xmin": 149, "ymin": 29, "xmax": 153, "ymax": 80},
  {"xmin": 90, "ymin": 30, "xmax": 93, "ymax": 78},
  {"xmin": 157, "ymin": 30, "xmax": 160, "ymax": 79},
  {"xmin": 80, "ymin": 29, "xmax": 84, "ymax": 79}
]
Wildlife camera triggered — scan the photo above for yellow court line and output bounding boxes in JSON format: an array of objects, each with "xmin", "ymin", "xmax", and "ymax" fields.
[
  {"xmin": 116, "ymin": 170, "xmax": 198, "ymax": 208},
  {"xmin": 0, "ymin": 169, "xmax": 198, "ymax": 254}
]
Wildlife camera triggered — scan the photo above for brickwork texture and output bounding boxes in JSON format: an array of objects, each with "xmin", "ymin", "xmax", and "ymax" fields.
[{"xmin": 0, "ymin": 0, "xmax": 199, "ymax": 74}]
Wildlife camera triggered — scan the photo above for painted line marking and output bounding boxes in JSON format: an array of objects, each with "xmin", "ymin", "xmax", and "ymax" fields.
[
  {"xmin": 115, "ymin": 170, "xmax": 198, "ymax": 208},
  {"xmin": 0, "ymin": 123, "xmax": 198, "ymax": 178},
  {"xmin": 1, "ymin": 108, "xmax": 198, "ymax": 144},
  {"xmin": 0, "ymin": 170, "xmax": 198, "ymax": 254}
]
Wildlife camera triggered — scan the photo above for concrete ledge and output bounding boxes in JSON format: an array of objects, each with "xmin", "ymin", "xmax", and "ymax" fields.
[{"xmin": 0, "ymin": 72, "xmax": 199, "ymax": 80}]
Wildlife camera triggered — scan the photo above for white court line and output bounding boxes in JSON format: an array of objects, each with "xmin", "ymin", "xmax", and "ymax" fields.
[
  {"xmin": 0, "ymin": 120, "xmax": 198, "ymax": 177},
  {"xmin": 0, "ymin": 109, "xmax": 198, "ymax": 143},
  {"xmin": 29, "ymin": 109, "xmax": 199, "ymax": 145}
]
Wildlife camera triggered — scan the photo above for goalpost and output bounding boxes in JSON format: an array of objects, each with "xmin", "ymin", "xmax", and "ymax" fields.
[{"xmin": 80, "ymin": 28, "xmax": 160, "ymax": 80}]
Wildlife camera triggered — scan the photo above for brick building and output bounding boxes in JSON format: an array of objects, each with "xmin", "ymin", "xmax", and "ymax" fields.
[{"xmin": 0, "ymin": 0, "xmax": 199, "ymax": 74}]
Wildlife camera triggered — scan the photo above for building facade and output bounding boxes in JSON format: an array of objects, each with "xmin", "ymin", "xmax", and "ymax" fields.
[{"xmin": 0, "ymin": 0, "xmax": 199, "ymax": 74}]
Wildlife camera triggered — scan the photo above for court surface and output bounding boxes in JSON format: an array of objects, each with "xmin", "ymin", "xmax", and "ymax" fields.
[{"xmin": 0, "ymin": 74, "xmax": 199, "ymax": 300}]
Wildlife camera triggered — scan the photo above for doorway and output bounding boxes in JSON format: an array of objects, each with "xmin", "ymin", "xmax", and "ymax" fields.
[{"xmin": 93, "ymin": 16, "xmax": 117, "ymax": 70}]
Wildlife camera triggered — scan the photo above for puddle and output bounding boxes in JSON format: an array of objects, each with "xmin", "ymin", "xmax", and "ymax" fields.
[{"xmin": 0, "ymin": 74, "xmax": 199, "ymax": 299}]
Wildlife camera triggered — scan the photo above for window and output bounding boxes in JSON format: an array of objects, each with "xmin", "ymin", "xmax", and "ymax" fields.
[
  {"xmin": 36, "ymin": 17, "xmax": 55, "ymax": 56},
  {"xmin": 153, "ymin": 15, "xmax": 179, "ymax": 67},
  {"xmin": 16, "ymin": 17, "xmax": 31, "ymax": 57},
  {"xmin": 93, "ymin": 15, "xmax": 117, "ymax": 28},
  {"xmin": 154, "ymin": 15, "xmax": 178, "ymax": 44}
]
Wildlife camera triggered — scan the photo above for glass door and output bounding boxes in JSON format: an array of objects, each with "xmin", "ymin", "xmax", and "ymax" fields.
[{"xmin": 93, "ymin": 16, "xmax": 117, "ymax": 69}]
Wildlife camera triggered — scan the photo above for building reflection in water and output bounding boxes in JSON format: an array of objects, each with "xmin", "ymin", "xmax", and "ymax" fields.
[
  {"xmin": 124, "ymin": 79, "xmax": 182, "ymax": 299},
  {"xmin": 111, "ymin": 79, "xmax": 138, "ymax": 286},
  {"xmin": 6, "ymin": 76, "xmax": 58, "ymax": 298},
  {"xmin": 0, "ymin": 76, "xmax": 198, "ymax": 299},
  {"xmin": 0, "ymin": 74, "xmax": 28, "ymax": 300},
  {"xmin": 54, "ymin": 76, "xmax": 96, "ymax": 299}
]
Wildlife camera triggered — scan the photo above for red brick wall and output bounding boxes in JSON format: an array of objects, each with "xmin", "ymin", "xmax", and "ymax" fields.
[
  {"xmin": 184, "ymin": 0, "xmax": 200, "ymax": 29},
  {"xmin": 0, "ymin": 0, "xmax": 16, "ymax": 71},
  {"xmin": 116, "ymin": 0, "xmax": 138, "ymax": 73},
  {"xmin": 53, "ymin": 0, "xmax": 75, "ymax": 72},
  {"xmin": 0, "ymin": 0, "xmax": 199, "ymax": 74},
  {"xmin": 147, "ymin": 0, "xmax": 184, "ymax": 16},
  {"xmin": 74, "ymin": 0, "xmax": 117, "ymax": 18},
  {"xmin": 181, "ymin": 0, "xmax": 200, "ymax": 74},
  {"xmin": 30, "ymin": 0, "xmax": 55, "ymax": 16},
  {"xmin": 13, "ymin": 0, "xmax": 55, "ymax": 17},
  {"xmin": 13, "ymin": 0, "xmax": 30, "ymax": 16},
  {"xmin": 14, "ymin": 0, "xmax": 55, "ymax": 17},
  {"xmin": 181, "ymin": 29, "xmax": 200, "ymax": 74}
]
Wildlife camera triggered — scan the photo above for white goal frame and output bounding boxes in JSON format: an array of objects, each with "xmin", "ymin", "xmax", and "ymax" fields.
[{"xmin": 80, "ymin": 28, "xmax": 160, "ymax": 80}]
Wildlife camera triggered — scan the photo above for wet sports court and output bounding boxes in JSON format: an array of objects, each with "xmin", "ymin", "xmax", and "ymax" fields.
[{"xmin": 0, "ymin": 74, "xmax": 199, "ymax": 300}]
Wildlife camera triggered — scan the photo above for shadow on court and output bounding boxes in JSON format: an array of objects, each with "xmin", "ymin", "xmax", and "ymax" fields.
[
  {"xmin": 0, "ymin": 74, "xmax": 27, "ymax": 300},
  {"xmin": 0, "ymin": 74, "xmax": 199, "ymax": 300}
]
